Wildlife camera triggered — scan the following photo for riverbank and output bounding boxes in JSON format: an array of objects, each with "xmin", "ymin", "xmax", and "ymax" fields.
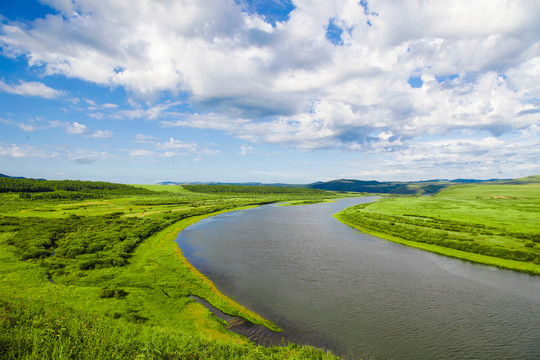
[
  {"xmin": 334, "ymin": 212, "xmax": 540, "ymax": 274},
  {"xmin": 174, "ymin": 195, "xmax": 540, "ymax": 360},
  {"xmin": 0, "ymin": 180, "xmax": 345, "ymax": 359},
  {"xmin": 146, "ymin": 206, "xmax": 281, "ymax": 331},
  {"xmin": 334, "ymin": 182, "xmax": 540, "ymax": 275}
]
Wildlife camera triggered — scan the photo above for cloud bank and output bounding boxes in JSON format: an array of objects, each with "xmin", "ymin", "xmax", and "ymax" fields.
[{"xmin": 1, "ymin": 0, "xmax": 539, "ymax": 179}]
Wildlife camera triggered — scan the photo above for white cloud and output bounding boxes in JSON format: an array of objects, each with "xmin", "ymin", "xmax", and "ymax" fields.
[
  {"xmin": 91, "ymin": 130, "xmax": 113, "ymax": 138},
  {"xmin": 0, "ymin": 80, "xmax": 65, "ymax": 99},
  {"xmin": 161, "ymin": 113, "xmax": 249, "ymax": 131},
  {"xmin": 123, "ymin": 101, "xmax": 183, "ymax": 120},
  {"xmin": 345, "ymin": 132, "xmax": 540, "ymax": 180},
  {"xmin": 240, "ymin": 145, "xmax": 256, "ymax": 155},
  {"xmin": 68, "ymin": 149, "xmax": 114, "ymax": 163},
  {"xmin": 1, "ymin": 0, "xmax": 538, "ymax": 156},
  {"xmin": 134, "ymin": 134, "xmax": 157, "ymax": 143},
  {"xmin": 65, "ymin": 121, "xmax": 89, "ymax": 135},
  {"xmin": 129, "ymin": 149, "xmax": 155, "ymax": 157},
  {"xmin": 156, "ymin": 137, "xmax": 197, "ymax": 151},
  {"xmin": 0, "ymin": 143, "xmax": 59, "ymax": 158},
  {"xmin": 48, "ymin": 120, "xmax": 112, "ymax": 138},
  {"xmin": 0, "ymin": 117, "xmax": 40, "ymax": 132}
]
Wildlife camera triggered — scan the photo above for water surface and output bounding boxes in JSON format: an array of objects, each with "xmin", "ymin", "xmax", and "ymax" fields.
[{"xmin": 176, "ymin": 198, "xmax": 540, "ymax": 359}]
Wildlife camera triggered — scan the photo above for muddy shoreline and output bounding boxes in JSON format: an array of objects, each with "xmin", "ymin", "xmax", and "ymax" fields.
[{"xmin": 188, "ymin": 295, "xmax": 287, "ymax": 346}]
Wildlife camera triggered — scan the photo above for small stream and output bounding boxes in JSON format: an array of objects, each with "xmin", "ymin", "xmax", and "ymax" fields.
[{"xmin": 176, "ymin": 197, "xmax": 540, "ymax": 359}]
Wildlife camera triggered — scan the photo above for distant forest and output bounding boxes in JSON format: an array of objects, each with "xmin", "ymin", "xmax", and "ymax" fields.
[
  {"xmin": 0, "ymin": 177, "xmax": 154, "ymax": 198},
  {"xmin": 183, "ymin": 184, "xmax": 328, "ymax": 195}
]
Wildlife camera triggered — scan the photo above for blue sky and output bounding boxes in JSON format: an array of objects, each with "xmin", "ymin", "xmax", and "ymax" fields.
[{"xmin": 1, "ymin": 0, "xmax": 539, "ymax": 184}]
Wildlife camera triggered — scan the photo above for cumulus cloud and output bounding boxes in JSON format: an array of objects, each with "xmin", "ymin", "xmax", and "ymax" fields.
[
  {"xmin": 134, "ymin": 134, "xmax": 157, "ymax": 143},
  {"xmin": 65, "ymin": 121, "xmax": 89, "ymax": 135},
  {"xmin": 240, "ymin": 145, "xmax": 257, "ymax": 155},
  {"xmin": 345, "ymin": 132, "xmax": 540, "ymax": 180},
  {"xmin": 0, "ymin": 143, "xmax": 59, "ymax": 158},
  {"xmin": 127, "ymin": 136, "xmax": 219, "ymax": 160},
  {"xmin": 123, "ymin": 101, "xmax": 184, "ymax": 120},
  {"xmin": 68, "ymin": 150, "xmax": 113, "ymax": 163},
  {"xmin": 1, "ymin": 0, "xmax": 539, "ymax": 154},
  {"xmin": 91, "ymin": 130, "xmax": 113, "ymax": 139},
  {"xmin": 49, "ymin": 120, "xmax": 113, "ymax": 138},
  {"xmin": 129, "ymin": 149, "xmax": 156, "ymax": 158},
  {"xmin": 0, "ymin": 117, "xmax": 40, "ymax": 132},
  {"xmin": 156, "ymin": 137, "xmax": 197, "ymax": 151},
  {"xmin": 0, "ymin": 80, "xmax": 65, "ymax": 99}
]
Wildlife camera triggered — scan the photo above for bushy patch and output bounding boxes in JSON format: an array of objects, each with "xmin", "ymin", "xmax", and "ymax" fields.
[{"xmin": 0, "ymin": 297, "xmax": 340, "ymax": 360}]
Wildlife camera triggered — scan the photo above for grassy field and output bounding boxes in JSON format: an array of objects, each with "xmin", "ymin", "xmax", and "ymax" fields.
[
  {"xmin": 0, "ymin": 180, "xmax": 345, "ymax": 359},
  {"xmin": 335, "ymin": 177, "xmax": 540, "ymax": 274}
]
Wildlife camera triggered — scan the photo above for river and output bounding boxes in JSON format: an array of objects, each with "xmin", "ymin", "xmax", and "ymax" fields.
[{"xmin": 176, "ymin": 197, "xmax": 540, "ymax": 359}]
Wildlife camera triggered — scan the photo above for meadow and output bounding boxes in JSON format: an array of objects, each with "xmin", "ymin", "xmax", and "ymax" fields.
[
  {"xmin": 335, "ymin": 176, "xmax": 540, "ymax": 274},
  {"xmin": 0, "ymin": 179, "xmax": 345, "ymax": 359}
]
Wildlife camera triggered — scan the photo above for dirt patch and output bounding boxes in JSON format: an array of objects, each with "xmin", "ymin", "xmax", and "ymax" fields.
[{"xmin": 188, "ymin": 295, "xmax": 286, "ymax": 346}]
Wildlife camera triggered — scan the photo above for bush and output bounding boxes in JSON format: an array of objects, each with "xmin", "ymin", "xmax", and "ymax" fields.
[{"xmin": 99, "ymin": 287, "xmax": 129, "ymax": 299}]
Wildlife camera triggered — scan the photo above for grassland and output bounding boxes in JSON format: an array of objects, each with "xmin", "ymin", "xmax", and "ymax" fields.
[
  {"xmin": 0, "ymin": 180, "xmax": 345, "ymax": 359},
  {"xmin": 335, "ymin": 177, "xmax": 540, "ymax": 274}
]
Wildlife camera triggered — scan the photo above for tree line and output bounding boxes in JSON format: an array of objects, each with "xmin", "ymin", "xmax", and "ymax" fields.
[
  {"xmin": 0, "ymin": 177, "xmax": 154, "ymax": 195},
  {"xmin": 184, "ymin": 184, "xmax": 327, "ymax": 195}
]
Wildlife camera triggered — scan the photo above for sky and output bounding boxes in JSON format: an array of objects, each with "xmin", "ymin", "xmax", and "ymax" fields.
[{"xmin": 0, "ymin": 0, "xmax": 539, "ymax": 184}]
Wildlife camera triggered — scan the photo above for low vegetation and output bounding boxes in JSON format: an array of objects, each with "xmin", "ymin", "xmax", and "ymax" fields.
[
  {"xmin": 183, "ymin": 184, "xmax": 327, "ymax": 195},
  {"xmin": 0, "ymin": 178, "xmax": 344, "ymax": 359},
  {"xmin": 336, "ymin": 177, "xmax": 540, "ymax": 274}
]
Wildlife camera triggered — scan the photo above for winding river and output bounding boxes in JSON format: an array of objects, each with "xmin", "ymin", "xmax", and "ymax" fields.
[{"xmin": 176, "ymin": 197, "xmax": 540, "ymax": 359}]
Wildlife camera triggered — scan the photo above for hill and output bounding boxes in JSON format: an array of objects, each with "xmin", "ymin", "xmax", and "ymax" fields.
[
  {"xmin": 159, "ymin": 181, "xmax": 305, "ymax": 188},
  {"xmin": 0, "ymin": 173, "xmax": 46, "ymax": 180},
  {"xmin": 307, "ymin": 177, "xmax": 521, "ymax": 195},
  {"xmin": 497, "ymin": 175, "xmax": 540, "ymax": 185},
  {"xmin": 307, "ymin": 179, "xmax": 448, "ymax": 194}
]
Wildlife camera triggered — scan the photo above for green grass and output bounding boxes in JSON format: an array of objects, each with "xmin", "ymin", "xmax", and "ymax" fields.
[
  {"xmin": 336, "ymin": 179, "xmax": 540, "ymax": 274},
  {"xmin": 136, "ymin": 184, "xmax": 201, "ymax": 194},
  {"xmin": 0, "ymin": 294, "xmax": 339, "ymax": 360},
  {"xmin": 0, "ymin": 182, "xmax": 347, "ymax": 359},
  {"xmin": 437, "ymin": 183, "xmax": 540, "ymax": 200}
]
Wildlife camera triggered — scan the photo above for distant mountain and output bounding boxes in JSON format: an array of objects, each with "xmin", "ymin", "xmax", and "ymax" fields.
[
  {"xmin": 158, "ymin": 181, "xmax": 184, "ymax": 185},
  {"xmin": 157, "ymin": 175, "xmax": 539, "ymax": 195},
  {"xmin": 306, "ymin": 179, "xmax": 468, "ymax": 195},
  {"xmin": 496, "ymin": 175, "xmax": 540, "ymax": 185},
  {"xmin": 306, "ymin": 177, "xmax": 535, "ymax": 194},
  {"xmin": 159, "ymin": 179, "xmax": 445, "ymax": 195},
  {"xmin": 307, "ymin": 179, "xmax": 430, "ymax": 194},
  {"xmin": 450, "ymin": 178, "xmax": 510, "ymax": 183},
  {"xmin": 0, "ymin": 173, "xmax": 46, "ymax": 180},
  {"xmin": 158, "ymin": 181, "xmax": 306, "ymax": 188},
  {"xmin": 0, "ymin": 173, "xmax": 27, "ymax": 179}
]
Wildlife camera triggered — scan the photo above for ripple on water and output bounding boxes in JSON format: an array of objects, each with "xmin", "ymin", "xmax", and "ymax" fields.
[{"xmin": 177, "ymin": 198, "xmax": 540, "ymax": 360}]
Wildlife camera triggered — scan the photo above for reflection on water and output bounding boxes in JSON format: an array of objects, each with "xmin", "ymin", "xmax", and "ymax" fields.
[{"xmin": 176, "ymin": 198, "xmax": 540, "ymax": 360}]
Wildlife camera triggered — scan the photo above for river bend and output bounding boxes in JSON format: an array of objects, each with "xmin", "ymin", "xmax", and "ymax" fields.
[{"xmin": 176, "ymin": 197, "xmax": 540, "ymax": 359}]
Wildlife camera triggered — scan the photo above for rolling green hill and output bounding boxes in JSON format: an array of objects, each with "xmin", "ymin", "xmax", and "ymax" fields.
[{"xmin": 308, "ymin": 178, "xmax": 449, "ymax": 194}]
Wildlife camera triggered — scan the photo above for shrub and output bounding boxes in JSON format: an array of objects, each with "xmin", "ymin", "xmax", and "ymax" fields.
[{"xmin": 99, "ymin": 287, "xmax": 129, "ymax": 299}]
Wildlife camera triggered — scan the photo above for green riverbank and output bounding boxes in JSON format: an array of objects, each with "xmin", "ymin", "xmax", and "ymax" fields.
[
  {"xmin": 335, "ymin": 179, "xmax": 540, "ymax": 275},
  {"xmin": 0, "ymin": 180, "xmax": 345, "ymax": 359}
]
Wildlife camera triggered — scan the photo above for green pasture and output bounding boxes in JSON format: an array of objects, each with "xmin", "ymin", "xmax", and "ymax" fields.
[
  {"xmin": 136, "ymin": 184, "xmax": 200, "ymax": 194},
  {"xmin": 336, "ymin": 177, "xmax": 540, "ymax": 274},
  {"xmin": 437, "ymin": 182, "xmax": 540, "ymax": 200},
  {"xmin": 0, "ymin": 179, "xmax": 345, "ymax": 359}
]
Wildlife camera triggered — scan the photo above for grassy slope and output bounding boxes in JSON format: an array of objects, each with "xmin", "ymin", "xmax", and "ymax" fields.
[
  {"xmin": 0, "ymin": 185, "xmax": 344, "ymax": 359},
  {"xmin": 335, "ymin": 178, "xmax": 540, "ymax": 274},
  {"xmin": 137, "ymin": 184, "xmax": 199, "ymax": 194}
]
